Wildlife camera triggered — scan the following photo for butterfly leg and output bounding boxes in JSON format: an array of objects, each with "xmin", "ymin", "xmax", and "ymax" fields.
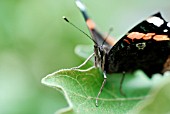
[
  {"xmin": 95, "ymin": 71, "xmax": 107, "ymax": 107},
  {"xmin": 119, "ymin": 71, "xmax": 126, "ymax": 96},
  {"xmin": 71, "ymin": 53, "xmax": 94, "ymax": 69}
]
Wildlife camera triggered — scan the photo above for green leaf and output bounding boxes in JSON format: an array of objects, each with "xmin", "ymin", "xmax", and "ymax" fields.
[
  {"xmin": 131, "ymin": 72, "xmax": 170, "ymax": 114},
  {"xmin": 42, "ymin": 67, "xmax": 153, "ymax": 114}
]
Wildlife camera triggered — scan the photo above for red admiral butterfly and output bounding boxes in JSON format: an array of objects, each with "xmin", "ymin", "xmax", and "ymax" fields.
[{"xmin": 64, "ymin": 0, "xmax": 170, "ymax": 106}]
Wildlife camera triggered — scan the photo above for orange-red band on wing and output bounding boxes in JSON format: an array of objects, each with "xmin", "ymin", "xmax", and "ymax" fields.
[
  {"xmin": 86, "ymin": 19, "xmax": 115, "ymax": 46},
  {"xmin": 127, "ymin": 32, "xmax": 169, "ymax": 41},
  {"xmin": 86, "ymin": 19, "xmax": 95, "ymax": 29},
  {"xmin": 143, "ymin": 33, "xmax": 155, "ymax": 40},
  {"xmin": 105, "ymin": 36, "xmax": 115, "ymax": 46},
  {"xmin": 127, "ymin": 32, "xmax": 145, "ymax": 40},
  {"xmin": 153, "ymin": 35, "xmax": 170, "ymax": 41},
  {"xmin": 123, "ymin": 39, "xmax": 130, "ymax": 44}
]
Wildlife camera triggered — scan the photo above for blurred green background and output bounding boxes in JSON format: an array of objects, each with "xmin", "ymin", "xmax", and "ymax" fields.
[{"xmin": 0, "ymin": 0, "xmax": 169, "ymax": 114}]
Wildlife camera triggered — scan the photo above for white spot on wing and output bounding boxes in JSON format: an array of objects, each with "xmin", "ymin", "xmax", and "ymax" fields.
[
  {"xmin": 167, "ymin": 22, "xmax": 170, "ymax": 28},
  {"xmin": 147, "ymin": 16, "xmax": 164, "ymax": 27},
  {"xmin": 76, "ymin": 0, "xmax": 86, "ymax": 11},
  {"xmin": 164, "ymin": 29, "xmax": 168, "ymax": 32}
]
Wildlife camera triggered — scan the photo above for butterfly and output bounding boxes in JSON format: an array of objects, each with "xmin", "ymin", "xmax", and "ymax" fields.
[{"xmin": 63, "ymin": 0, "xmax": 170, "ymax": 106}]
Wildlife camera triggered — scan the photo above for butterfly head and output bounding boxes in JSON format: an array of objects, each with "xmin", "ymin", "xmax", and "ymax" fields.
[{"xmin": 94, "ymin": 45, "xmax": 107, "ymax": 70}]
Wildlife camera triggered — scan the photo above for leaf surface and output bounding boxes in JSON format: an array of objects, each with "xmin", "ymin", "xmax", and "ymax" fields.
[{"xmin": 42, "ymin": 67, "xmax": 152, "ymax": 114}]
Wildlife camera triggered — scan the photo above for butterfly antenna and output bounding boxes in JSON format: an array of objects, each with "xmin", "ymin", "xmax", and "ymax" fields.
[
  {"xmin": 102, "ymin": 27, "xmax": 113, "ymax": 46},
  {"xmin": 63, "ymin": 16, "xmax": 97, "ymax": 44}
]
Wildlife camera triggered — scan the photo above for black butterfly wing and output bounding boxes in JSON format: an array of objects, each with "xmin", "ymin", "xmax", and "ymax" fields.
[
  {"xmin": 128, "ymin": 12, "xmax": 170, "ymax": 34},
  {"xmin": 105, "ymin": 12, "xmax": 170, "ymax": 77},
  {"xmin": 76, "ymin": 0, "xmax": 114, "ymax": 51}
]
